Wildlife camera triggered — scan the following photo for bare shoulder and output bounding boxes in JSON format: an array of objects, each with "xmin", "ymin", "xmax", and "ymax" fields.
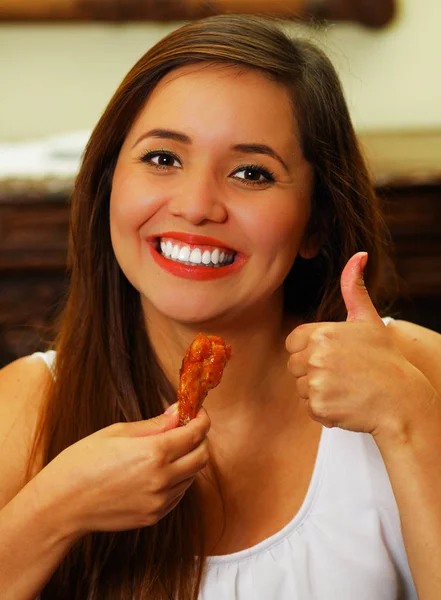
[
  {"xmin": 0, "ymin": 354, "xmax": 53, "ymax": 509},
  {"xmin": 388, "ymin": 319, "xmax": 441, "ymax": 391}
]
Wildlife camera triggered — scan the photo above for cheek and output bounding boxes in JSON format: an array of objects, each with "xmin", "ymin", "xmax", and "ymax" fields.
[
  {"xmin": 109, "ymin": 169, "xmax": 159, "ymax": 238},
  {"xmin": 109, "ymin": 168, "xmax": 164, "ymax": 281},
  {"xmin": 248, "ymin": 200, "xmax": 310, "ymax": 262}
]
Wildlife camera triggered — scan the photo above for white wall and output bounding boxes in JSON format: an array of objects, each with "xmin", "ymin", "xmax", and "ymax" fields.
[
  {"xmin": 322, "ymin": 0, "xmax": 441, "ymax": 131},
  {"xmin": 1, "ymin": 0, "xmax": 440, "ymax": 141}
]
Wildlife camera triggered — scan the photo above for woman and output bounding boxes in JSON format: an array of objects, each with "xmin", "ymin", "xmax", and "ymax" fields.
[{"xmin": 0, "ymin": 13, "xmax": 440, "ymax": 600}]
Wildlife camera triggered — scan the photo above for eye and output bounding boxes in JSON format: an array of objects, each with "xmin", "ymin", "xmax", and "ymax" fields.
[
  {"xmin": 140, "ymin": 150, "xmax": 181, "ymax": 169},
  {"xmin": 139, "ymin": 150, "xmax": 276, "ymax": 187},
  {"xmin": 232, "ymin": 164, "xmax": 276, "ymax": 186}
]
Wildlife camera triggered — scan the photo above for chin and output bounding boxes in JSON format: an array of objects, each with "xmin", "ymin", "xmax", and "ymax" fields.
[{"xmin": 143, "ymin": 294, "xmax": 229, "ymax": 326}]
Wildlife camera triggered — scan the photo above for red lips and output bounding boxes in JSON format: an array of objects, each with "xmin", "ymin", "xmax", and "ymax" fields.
[{"xmin": 146, "ymin": 231, "xmax": 246, "ymax": 281}]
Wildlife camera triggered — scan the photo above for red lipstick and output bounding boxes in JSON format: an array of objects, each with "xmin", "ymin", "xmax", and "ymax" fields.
[{"xmin": 146, "ymin": 232, "xmax": 246, "ymax": 281}]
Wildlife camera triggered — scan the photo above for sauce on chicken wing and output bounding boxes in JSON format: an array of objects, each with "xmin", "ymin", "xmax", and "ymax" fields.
[{"xmin": 177, "ymin": 333, "xmax": 232, "ymax": 426}]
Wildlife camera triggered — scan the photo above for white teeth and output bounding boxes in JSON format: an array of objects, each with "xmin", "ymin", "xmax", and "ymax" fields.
[
  {"xmin": 211, "ymin": 248, "xmax": 220, "ymax": 265},
  {"xmin": 189, "ymin": 248, "xmax": 202, "ymax": 264},
  {"xmin": 179, "ymin": 246, "xmax": 190, "ymax": 262},
  {"xmin": 158, "ymin": 238, "xmax": 235, "ymax": 267}
]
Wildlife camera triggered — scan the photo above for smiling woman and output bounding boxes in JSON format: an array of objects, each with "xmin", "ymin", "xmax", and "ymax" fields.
[
  {"xmin": 109, "ymin": 62, "xmax": 314, "ymax": 325},
  {"xmin": 0, "ymin": 12, "xmax": 440, "ymax": 600}
]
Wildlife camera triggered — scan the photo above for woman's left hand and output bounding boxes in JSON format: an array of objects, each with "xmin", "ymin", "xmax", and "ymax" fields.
[{"xmin": 285, "ymin": 252, "xmax": 438, "ymax": 445}]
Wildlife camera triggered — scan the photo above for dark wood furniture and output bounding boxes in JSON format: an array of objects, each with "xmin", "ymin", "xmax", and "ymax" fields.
[
  {"xmin": 1, "ymin": 130, "xmax": 440, "ymax": 368},
  {"xmin": 359, "ymin": 130, "xmax": 441, "ymax": 332},
  {"xmin": 0, "ymin": 190, "xmax": 70, "ymax": 367}
]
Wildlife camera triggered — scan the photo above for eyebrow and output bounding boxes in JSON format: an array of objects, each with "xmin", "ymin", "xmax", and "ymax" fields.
[{"xmin": 132, "ymin": 128, "xmax": 290, "ymax": 173}]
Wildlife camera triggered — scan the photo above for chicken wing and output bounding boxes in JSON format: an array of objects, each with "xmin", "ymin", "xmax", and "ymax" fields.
[{"xmin": 177, "ymin": 333, "xmax": 232, "ymax": 426}]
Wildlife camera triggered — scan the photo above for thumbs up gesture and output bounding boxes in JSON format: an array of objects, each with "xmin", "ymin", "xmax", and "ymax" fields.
[
  {"xmin": 285, "ymin": 252, "xmax": 434, "ymax": 441},
  {"xmin": 341, "ymin": 252, "xmax": 384, "ymax": 325}
]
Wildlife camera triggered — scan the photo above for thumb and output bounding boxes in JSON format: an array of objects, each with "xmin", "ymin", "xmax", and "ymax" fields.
[
  {"xmin": 123, "ymin": 404, "xmax": 180, "ymax": 437},
  {"xmin": 340, "ymin": 252, "xmax": 382, "ymax": 324}
]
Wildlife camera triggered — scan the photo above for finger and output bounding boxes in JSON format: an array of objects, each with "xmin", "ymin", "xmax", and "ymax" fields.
[
  {"xmin": 154, "ymin": 479, "xmax": 194, "ymax": 522},
  {"xmin": 296, "ymin": 375, "xmax": 310, "ymax": 400},
  {"xmin": 116, "ymin": 409, "xmax": 180, "ymax": 439},
  {"xmin": 160, "ymin": 487, "xmax": 189, "ymax": 519},
  {"xmin": 287, "ymin": 348, "xmax": 309, "ymax": 378},
  {"xmin": 168, "ymin": 476, "xmax": 195, "ymax": 499},
  {"xmin": 156, "ymin": 408, "xmax": 211, "ymax": 463},
  {"xmin": 285, "ymin": 323, "xmax": 320, "ymax": 354},
  {"xmin": 340, "ymin": 252, "xmax": 383, "ymax": 325},
  {"xmin": 169, "ymin": 438, "xmax": 210, "ymax": 485}
]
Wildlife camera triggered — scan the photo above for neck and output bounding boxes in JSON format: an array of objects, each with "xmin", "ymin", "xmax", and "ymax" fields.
[{"xmin": 143, "ymin": 295, "xmax": 302, "ymax": 420}]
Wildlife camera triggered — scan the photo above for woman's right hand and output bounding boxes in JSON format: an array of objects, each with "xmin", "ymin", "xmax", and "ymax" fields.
[{"xmin": 34, "ymin": 405, "xmax": 210, "ymax": 536}]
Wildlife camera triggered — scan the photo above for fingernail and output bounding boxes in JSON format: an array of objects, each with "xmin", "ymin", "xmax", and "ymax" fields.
[{"xmin": 164, "ymin": 403, "xmax": 178, "ymax": 415}]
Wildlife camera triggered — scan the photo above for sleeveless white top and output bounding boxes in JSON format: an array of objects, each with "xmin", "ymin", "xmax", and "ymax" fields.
[{"xmin": 33, "ymin": 317, "xmax": 417, "ymax": 599}]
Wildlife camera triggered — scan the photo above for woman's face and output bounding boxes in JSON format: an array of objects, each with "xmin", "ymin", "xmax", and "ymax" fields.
[{"xmin": 110, "ymin": 64, "xmax": 314, "ymax": 325}]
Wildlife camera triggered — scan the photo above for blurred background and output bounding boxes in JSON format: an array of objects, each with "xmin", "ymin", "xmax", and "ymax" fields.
[{"xmin": 1, "ymin": 0, "xmax": 440, "ymax": 367}]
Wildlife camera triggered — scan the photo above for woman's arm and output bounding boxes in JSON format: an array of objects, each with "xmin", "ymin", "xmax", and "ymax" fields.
[
  {"xmin": 375, "ymin": 320, "xmax": 441, "ymax": 600},
  {"xmin": 389, "ymin": 320, "xmax": 441, "ymax": 394},
  {"xmin": 286, "ymin": 253, "xmax": 441, "ymax": 600},
  {"xmin": 0, "ymin": 477, "xmax": 81, "ymax": 600},
  {"xmin": 0, "ymin": 356, "xmax": 210, "ymax": 599},
  {"xmin": 0, "ymin": 356, "xmax": 79, "ymax": 599}
]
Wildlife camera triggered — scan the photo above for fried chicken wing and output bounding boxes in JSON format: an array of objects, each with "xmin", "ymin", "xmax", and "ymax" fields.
[{"xmin": 177, "ymin": 333, "xmax": 232, "ymax": 426}]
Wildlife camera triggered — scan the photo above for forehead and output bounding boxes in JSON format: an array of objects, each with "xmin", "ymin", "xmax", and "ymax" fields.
[{"xmin": 126, "ymin": 64, "xmax": 300, "ymax": 154}]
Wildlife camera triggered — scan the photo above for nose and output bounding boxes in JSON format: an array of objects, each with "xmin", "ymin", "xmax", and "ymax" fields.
[{"xmin": 167, "ymin": 170, "xmax": 228, "ymax": 225}]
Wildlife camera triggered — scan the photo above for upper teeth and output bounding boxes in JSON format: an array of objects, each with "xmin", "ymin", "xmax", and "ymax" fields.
[{"xmin": 159, "ymin": 239, "xmax": 234, "ymax": 267}]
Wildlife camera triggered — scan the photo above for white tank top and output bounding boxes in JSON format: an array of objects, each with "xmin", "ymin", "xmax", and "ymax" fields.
[{"xmin": 33, "ymin": 317, "xmax": 417, "ymax": 599}]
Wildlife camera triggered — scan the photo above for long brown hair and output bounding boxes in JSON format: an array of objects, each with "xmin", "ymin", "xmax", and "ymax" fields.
[{"xmin": 31, "ymin": 13, "xmax": 396, "ymax": 599}]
